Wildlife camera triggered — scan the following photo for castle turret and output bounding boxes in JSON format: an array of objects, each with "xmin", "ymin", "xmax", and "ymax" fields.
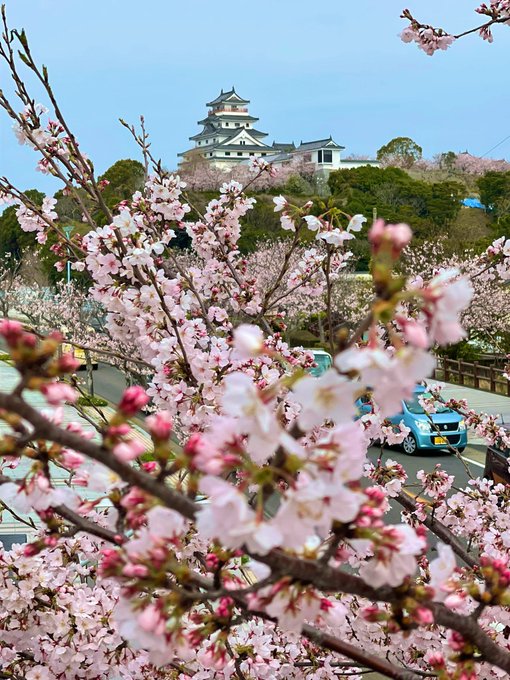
[{"xmin": 179, "ymin": 88, "xmax": 275, "ymax": 168}]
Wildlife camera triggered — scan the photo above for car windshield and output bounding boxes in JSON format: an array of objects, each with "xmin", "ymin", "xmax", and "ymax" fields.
[
  {"xmin": 405, "ymin": 392, "xmax": 450, "ymax": 414},
  {"xmin": 310, "ymin": 353, "xmax": 332, "ymax": 376}
]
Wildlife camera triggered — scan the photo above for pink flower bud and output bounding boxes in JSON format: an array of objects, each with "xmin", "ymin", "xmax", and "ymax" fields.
[
  {"xmin": 122, "ymin": 563, "xmax": 149, "ymax": 578},
  {"xmin": 23, "ymin": 543, "xmax": 41, "ymax": 557},
  {"xmin": 120, "ymin": 487, "xmax": 147, "ymax": 509},
  {"xmin": 0, "ymin": 319, "xmax": 23, "ymax": 346},
  {"xmin": 386, "ymin": 223, "xmax": 412, "ymax": 249},
  {"xmin": 113, "ymin": 440, "xmax": 146, "ymax": 462},
  {"xmin": 368, "ymin": 218, "xmax": 386, "ymax": 248},
  {"xmin": 41, "ymin": 382, "xmax": 77, "ymax": 406},
  {"xmin": 107, "ymin": 424, "xmax": 132, "ymax": 437},
  {"xmin": 146, "ymin": 411, "xmax": 173, "ymax": 440},
  {"xmin": 58, "ymin": 353, "xmax": 81, "ymax": 373},
  {"xmin": 184, "ymin": 433, "xmax": 203, "ymax": 458},
  {"xmin": 118, "ymin": 386, "xmax": 149, "ymax": 416},
  {"xmin": 48, "ymin": 331, "xmax": 64, "ymax": 342},
  {"xmin": 61, "ymin": 449, "xmax": 84, "ymax": 470},
  {"xmin": 138, "ymin": 604, "xmax": 164, "ymax": 633},
  {"xmin": 414, "ymin": 606, "xmax": 434, "ymax": 624}
]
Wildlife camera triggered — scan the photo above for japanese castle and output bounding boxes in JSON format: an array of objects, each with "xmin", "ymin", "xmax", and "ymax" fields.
[{"xmin": 179, "ymin": 88, "xmax": 379, "ymax": 172}]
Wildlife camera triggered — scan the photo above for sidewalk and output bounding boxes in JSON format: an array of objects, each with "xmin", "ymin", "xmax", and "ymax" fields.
[
  {"xmin": 430, "ymin": 380, "xmax": 510, "ymax": 444},
  {"xmin": 0, "ymin": 359, "xmax": 152, "ymax": 450}
]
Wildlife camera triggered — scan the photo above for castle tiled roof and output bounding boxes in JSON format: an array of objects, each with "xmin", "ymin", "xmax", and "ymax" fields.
[
  {"xmin": 297, "ymin": 137, "xmax": 345, "ymax": 151},
  {"xmin": 198, "ymin": 114, "xmax": 259, "ymax": 126},
  {"xmin": 272, "ymin": 142, "xmax": 296, "ymax": 152},
  {"xmin": 206, "ymin": 88, "xmax": 250, "ymax": 107}
]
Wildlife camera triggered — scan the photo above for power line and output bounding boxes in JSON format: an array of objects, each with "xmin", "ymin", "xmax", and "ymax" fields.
[{"xmin": 480, "ymin": 133, "xmax": 510, "ymax": 159}]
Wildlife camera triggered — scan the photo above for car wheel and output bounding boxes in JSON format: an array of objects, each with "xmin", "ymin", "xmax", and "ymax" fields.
[{"xmin": 402, "ymin": 433, "xmax": 418, "ymax": 455}]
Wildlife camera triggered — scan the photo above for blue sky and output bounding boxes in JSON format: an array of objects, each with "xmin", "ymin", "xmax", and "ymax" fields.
[{"xmin": 1, "ymin": 0, "xmax": 509, "ymax": 194}]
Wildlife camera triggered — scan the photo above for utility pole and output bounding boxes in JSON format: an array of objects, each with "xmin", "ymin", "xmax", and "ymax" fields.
[{"xmin": 63, "ymin": 225, "xmax": 74, "ymax": 285}]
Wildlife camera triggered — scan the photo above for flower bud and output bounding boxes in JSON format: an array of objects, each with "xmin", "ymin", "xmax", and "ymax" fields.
[{"xmin": 118, "ymin": 386, "xmax": 149, "ymax": 416}]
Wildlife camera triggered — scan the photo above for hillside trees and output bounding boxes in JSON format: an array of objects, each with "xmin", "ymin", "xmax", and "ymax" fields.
[
  {"xmin": 328, "ymin": 166, "xmax": 463, "ymax": 241},
  {"xmin": 376, "ymin": 136, "xmax": 423, "ymax": 168},
  {"xmin": 477, "ymin": 170, "xmax": 510, "ymax": 217}
]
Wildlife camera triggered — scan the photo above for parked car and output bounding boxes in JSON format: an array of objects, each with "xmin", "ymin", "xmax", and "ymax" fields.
[
  {"xmin": 484, "ymin": 433, "xmax": 510, "ymax": 485},
  {"xmin": 357, "ymin": 385, "xmax": 468, "ymax": 455},
  {"xmin": 308, "ymin": 349, "xmax": 333, "ymax": 377}
]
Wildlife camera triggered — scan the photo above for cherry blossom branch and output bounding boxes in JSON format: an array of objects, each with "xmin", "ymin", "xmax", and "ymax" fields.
[
  {"xmin": 395, "ymin": 491, "xmax": 477, "ymax": 568},
  {"xmin": 302, "ymin": 625, "xmax": 423, "ymax": 680},
  {"xmin": 0, "ymin": 391, "xmax": 197, "ymax": 520}
]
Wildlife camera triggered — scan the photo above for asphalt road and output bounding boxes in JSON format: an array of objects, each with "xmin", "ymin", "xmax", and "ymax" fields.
[
  {"xmin": 367, "ymin": 441, "xmax": 486, "ymax": 489},
  {"xmin": 86, "ymin": 362, "xmax": 488, "ymax": 476},
  {"xmin": 82, "ymin": 362, "xmax": 128, "ymax": 404}
]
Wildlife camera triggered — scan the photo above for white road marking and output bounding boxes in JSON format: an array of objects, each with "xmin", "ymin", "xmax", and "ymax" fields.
[{"xmin": 461, "ymin": 456, "xmax": 485, "ymax": 469}]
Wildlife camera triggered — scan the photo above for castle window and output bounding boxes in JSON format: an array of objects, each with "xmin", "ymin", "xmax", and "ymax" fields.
[
  {"xmin": 249, "ymin": 152, "xmax": 254, "ymax": 156},
  {"xmin": 237, "ymin": 152, "xmax": 243, "ymax": 156},
  {"xmin": 261, "ymin": 153, "xmax": 267, "ymax": 157},
  {"xmin": 318, "ymin": 149, "xmax": 333, "ymax": 164},
  {"xmin": 225, "ymin": 152, "xmax": 231, "ymax": 156},
  {"xmin": 235, "ymin": 123, "xmax": 240, "ymax": 127}
]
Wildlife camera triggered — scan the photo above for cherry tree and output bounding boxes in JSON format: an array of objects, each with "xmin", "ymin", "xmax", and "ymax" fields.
[
  {"xmin": 179, "ymin": 150, "xmax": 315, "ymax": 193},
  {"xmin": 402, "ymin": 238, "xmax": 510, "ymax": 350},
  {"xmin": 401, "ymin": 3, "xmax": 510, "ymax": 54},
  {"xmin": 243, "ymin": 239, "xmax": 371, "ymax": 344},
  {"xmin": 4, "ymin": 9, "xmax": 510, "ymax": 680},
  {"xmin": 4, "ymin": 279, "xmax": 148, "ymax": 394}
]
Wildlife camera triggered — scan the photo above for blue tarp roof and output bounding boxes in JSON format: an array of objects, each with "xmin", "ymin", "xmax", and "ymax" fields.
[{"xmin": 462, "ymin": 197, "xmax": 486, "ymax": 209}]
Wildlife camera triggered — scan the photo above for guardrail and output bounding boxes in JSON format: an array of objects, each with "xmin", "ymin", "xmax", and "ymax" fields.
[{"xmin": 433, "ymin": 357, "xmax": 510, "ymax": 396}]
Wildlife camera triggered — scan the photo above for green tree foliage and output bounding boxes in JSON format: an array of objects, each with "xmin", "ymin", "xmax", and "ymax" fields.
[
  {"xmin": 437, "ymin": 151, "xmax": 457, "ymax": 171},
  {"xmin": 477, "ymin": 171, "xmax": 510, "ymax": 217},
  {"xmin": 284, "ymin": 174, "xmax": 313, "ymax": 196},
  {"xmin": 376, "ymin": 136, "xmax": 423, "ymax": 168},
  {"xmin": 99, "ymin": 159, "xmax": 145, "ymax": 208},
  {"xmin": 328, "ymin": 166, "xmax": 463, "ymax": 242}
]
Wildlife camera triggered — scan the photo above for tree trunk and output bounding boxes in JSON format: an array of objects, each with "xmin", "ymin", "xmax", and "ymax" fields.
[{"xmin": 85, "ymin": 350, "xmax": 94, "ymax": 397}]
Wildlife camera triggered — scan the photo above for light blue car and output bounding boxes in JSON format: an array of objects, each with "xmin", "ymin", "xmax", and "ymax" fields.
[
  {"xmin": 358, "ymin": 385, "xmax": 468, "ymax": 455},
  {"xmin": 308, "ymin": 349, "xmax": 333, "ymax": 377}
]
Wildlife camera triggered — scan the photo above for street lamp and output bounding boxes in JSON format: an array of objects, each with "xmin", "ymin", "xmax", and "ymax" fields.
[{"xmin": 63, "ymin": 225, "xmax": 73, "ymax": 285}]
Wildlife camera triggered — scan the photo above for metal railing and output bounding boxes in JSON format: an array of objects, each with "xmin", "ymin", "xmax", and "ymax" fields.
[{"xmin": 433, "ymin": 357, "xmax": 510, "ymax": 396}]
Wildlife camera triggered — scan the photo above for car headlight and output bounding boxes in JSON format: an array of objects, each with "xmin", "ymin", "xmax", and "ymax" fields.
[
  {"xmin": 416, "ymin": 420, "xmax": 431, "ymax": 433},
  {"xmin": 458, "ymin": 419, "xmax": 466, "ymax": 431}
]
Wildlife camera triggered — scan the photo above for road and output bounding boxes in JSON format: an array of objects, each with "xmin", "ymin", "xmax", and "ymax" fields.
[
  {"xmin": 367, "ymin": 440, "xmax": 485, "ymax": 490},
  {"xmin": 86, "ymin": 362, "xmax": 128, "ymax": 404},
  {"xmin": 87, "ymin": 362, "xmax": 488, "ymax": 478}
]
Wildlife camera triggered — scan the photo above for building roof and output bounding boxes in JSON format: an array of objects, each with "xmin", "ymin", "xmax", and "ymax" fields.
[
  {"xmin": 190, "ymin": 127, "xmax": 268, "ymax": 143},
  {"xmin": 198, "ymin": 114, "xmax": 259, "ymax": 125},
  {"xmin": 272, "ymin": 142, "xmax": 296, "ymax": 151},
  {"xmin": 297, "ymin": 136, "xmax": 345, "ymax": 151},
  {"xmin": 206, "ymin": 87, "xmax": 250, "ymax": 107},
  {"xmin": 213, "ymin": 144, "xmax": 273, "ymax": 152},
  {"xmin": 178, "ymin": 144, "xmax": 273, "ymax": 158}
]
